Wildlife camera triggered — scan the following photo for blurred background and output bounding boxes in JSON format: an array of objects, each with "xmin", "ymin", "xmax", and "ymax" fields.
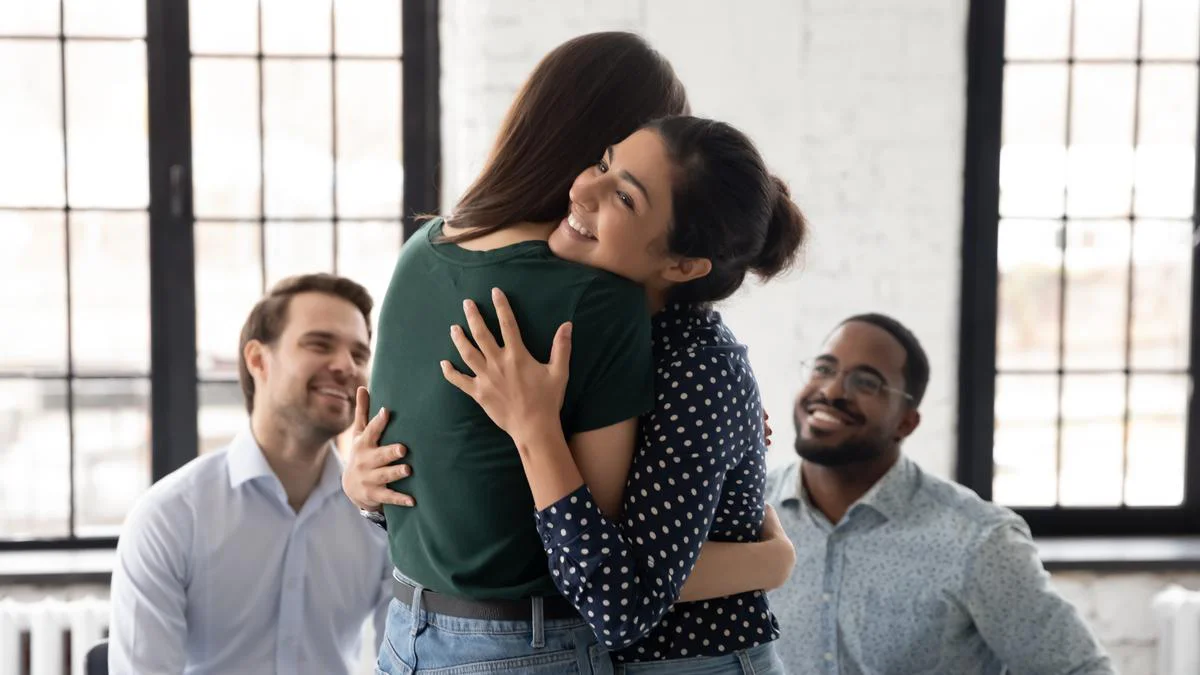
[{"xmin": 0, "ymin": 1, "xmax": 1198, "ymax": 673}]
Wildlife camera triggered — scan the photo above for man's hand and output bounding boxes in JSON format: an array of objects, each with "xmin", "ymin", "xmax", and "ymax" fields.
[{"xmin": 342, "ymin": 387, "xmax": 414, "ymax": 512}]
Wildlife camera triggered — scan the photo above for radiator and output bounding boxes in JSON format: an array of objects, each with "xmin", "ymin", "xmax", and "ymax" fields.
[
  {"xmin": 0, "ymin": 597, "xmax": 109, "ymax": 675},
  {"xmin": 1153, "ymin": 585, "xmax": 1200, "ymax": 675}
]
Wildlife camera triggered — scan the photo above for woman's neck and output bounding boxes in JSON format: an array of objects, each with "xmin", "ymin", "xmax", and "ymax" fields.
[{"xmin": 443, "ymin": 219, "xmax": 556, "ymax": 251}]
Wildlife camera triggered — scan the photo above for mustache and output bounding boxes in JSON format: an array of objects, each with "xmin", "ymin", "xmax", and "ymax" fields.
[{"xmin": 798, "ymin": 394, "xmax": 867, "ymax": 425}]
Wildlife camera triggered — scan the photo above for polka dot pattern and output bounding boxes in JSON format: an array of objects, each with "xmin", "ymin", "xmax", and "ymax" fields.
[{"xmin": 534, "ymin": 305, "xmax": 780, "ymax": 662}]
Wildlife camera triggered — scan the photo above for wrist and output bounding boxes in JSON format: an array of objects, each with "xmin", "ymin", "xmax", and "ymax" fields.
[{"xmin": 511, "ymin": 415, "xmax": 565, "ymax": 455}]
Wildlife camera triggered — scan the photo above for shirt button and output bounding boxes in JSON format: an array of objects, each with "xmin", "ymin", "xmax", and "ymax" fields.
[
  {"xmin": 824, "ymin": 652, "xmax": 834, "ymax": 662},
  {"xmin": 821, "ymin": 593, "xmax": 831, "ymax": 602}
]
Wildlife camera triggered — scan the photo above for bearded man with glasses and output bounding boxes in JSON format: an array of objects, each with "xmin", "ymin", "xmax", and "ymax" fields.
[{"xmin": 763, "ymin": 313, "xmax": 1113, "ymax": 675}]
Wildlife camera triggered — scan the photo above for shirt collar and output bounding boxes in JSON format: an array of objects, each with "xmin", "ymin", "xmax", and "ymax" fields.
[
  {"xmin": 783, "ymin": 455, "xmax": 919, "ymax": 523},
  {"xmin": 226, "ymin": 425, "xmax": 346, "ymax": 504}
]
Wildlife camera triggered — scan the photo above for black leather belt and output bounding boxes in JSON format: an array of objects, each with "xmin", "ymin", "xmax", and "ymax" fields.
[{"xmin": 392, "ymin": 576, "xmax": 582, "ymax": 622}]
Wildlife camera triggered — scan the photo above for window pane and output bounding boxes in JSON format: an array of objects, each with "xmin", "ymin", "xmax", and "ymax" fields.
[
  {"xmin": 336, "ymin": 220, "xmax": 402, "ymax": 332},
  {"xmin": 263, "ymin": 60, "xmax": 333, "ymax": 217},
  {"xmin": 0, "ymin": 212, "xmax": 67, "ymax": 374},
  {"xmin": 0, "ymin": 379, "xmax": 69, "ymax": 539},
  {"xmin": 1067, "ymin": 66, "xmax": 1136, "ymax": 218},
  {"xmin": 1142, "ymin": 0, "xmax": 1200, "ymax": 60},
  {"xmin": 334, "ymin": 0, "xmax": 401, "ymax": 56},
  {"xmin": 0, "ymin": 3, "xmax": 60, "ymax": 36},
  {"xmin": 195, "ymin": 222, "xmax": 263, "ymax": 379},
  {"xmin": 1059, "ymin": 374, "xmax": 1125, "ymax": 506},
  {"xmin": 1131, "ymin": 220, "xmax": 1193, "ymax": 369},
  {"xmin": 1073, "ymin": 0, "xmax": 1140, "ymax": 60},
  {"xmin": 336, "ymin": 61, "xmax": 401, "ymax": 217},
  {"xmin": 1124, "ymin": 374, "xmax": 1187, "ymax": 506},
  {"xmin": 192, "ymin": 58, "xmax": 262, "ymax": 218},
  {"xmin": 1003, "ymin": 65, "xmax": 1068, "ymax": 145},
  {"xmin": 70, "ymin": 212, "xmax": 150, "ymax": 375},
  {"xmin": 1135, "ymin": 65, "xmax": 1198, "ymax": 218},
  {"xmin": 265, "ymin": 221, "xmax": 334, "ymax": 288},
  {"xmin": 0, "ymin": 42, "xmax": 64, "ymax": 207},
  {"xmin": 1005, "ymin": 0, "xmax": 1071, "ymax": 59},
  {"xmin": 199, "ymin": 381, "xmax": 244, "ymax": 455},
  {"xmin": 63, "ymin": 0, "xmax": 144, "ymax": 38},
  {"xmin": 1000, "ymin": 65, "xmax": 1069, "ymax": 218},
  {"xmin": 190, "ymin": 0, "xmax": 259, "ymax": 55},
  {"xmin": 72, "ymin": 378, "xmax": 150, "ymax": 537},
  {"xmin": 1062, "ymin": 220, "xmax": 1130, "ymax": 370},
  {"xmin": 1000, "ymin": 146, "xmax": 1067, "ymax": 217},
  {"xmin": 1071, "ymin": 65, "xmax": 1137, "ymax": 145},
  {"xmin": 996, "ymin": 219, "xmax": 1062, "ymax": 370},
  {"xmin": 993, "ymin": 374, "xmax": 1059, "ymax": 507},
  {"xmin": 262, "ymin": 0, "xmax": 331, "ymax": 55},
  {"xmin": 65, "ymin": 41, "xmax": 148, "ymax": 209}
]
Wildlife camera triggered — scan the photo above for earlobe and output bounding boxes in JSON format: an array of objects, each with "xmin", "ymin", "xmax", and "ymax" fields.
[{"xmin": 663, "ymin": 257, "xmax": 713, "ymax": 284}]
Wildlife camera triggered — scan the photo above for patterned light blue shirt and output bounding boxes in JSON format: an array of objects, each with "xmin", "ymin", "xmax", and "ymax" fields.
[
  {"xmin": 109, "ymin": 427, "xmax": 392, "ymax": 675},
  {"xmin": 764, "ymin": 458, "xmax": 1114, "ymax": 675}
]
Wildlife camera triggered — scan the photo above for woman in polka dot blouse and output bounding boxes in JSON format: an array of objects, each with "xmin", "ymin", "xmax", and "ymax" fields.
[{"xmin": 442, "ymin": 116, "xmax": 807, "ymax": 673}]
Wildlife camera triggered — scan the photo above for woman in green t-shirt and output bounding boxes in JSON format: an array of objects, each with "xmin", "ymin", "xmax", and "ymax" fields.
[{"xmin": 347, "ymin": 32, "xmax": 798, "ymax": 675}]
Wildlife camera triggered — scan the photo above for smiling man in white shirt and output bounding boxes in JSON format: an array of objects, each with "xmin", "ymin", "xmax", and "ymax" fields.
[{"xmin": 109, "ymin": 274, "xmax": 393, "ymax": 675}]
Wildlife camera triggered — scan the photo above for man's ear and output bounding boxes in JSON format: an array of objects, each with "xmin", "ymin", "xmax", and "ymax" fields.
[
  {"xmin": 661, "ymin": 256, "xmax": 713, "ymax": 285},
  {"xmin": 244, "ymin": 339, "xmax": 269, "ymax": 383},
  {"xmin": 895, "ymin": 408, "xmax": 921, "ymax": 441}
]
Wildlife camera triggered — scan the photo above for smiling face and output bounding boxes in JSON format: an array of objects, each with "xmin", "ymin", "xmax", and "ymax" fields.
[
  {"xmin": 793, "ymin": 321, "xmax": 921, "ymax": 467},
  {"xmin": 244, "ymin": 291, "xmax": 371, "ymax": 440},
  {"xmin": 548, "ymin": 128, "xmax": 710, "ymax": 294}
]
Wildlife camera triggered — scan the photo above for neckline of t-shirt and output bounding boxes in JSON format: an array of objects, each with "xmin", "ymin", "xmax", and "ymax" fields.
[{"xmin": 424, "ymin": 217, "xmax": 552, "ymax": 267}]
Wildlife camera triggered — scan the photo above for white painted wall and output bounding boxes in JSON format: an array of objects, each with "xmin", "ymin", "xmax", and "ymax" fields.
[{"xmin": 438, "ymin": 2, "xmax": 1197, "ymax": 673}]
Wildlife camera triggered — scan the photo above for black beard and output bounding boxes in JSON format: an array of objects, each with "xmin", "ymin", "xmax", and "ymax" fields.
[{"xmin": 794, "ymin": 435, "xmax": 890, "ymax": 467}]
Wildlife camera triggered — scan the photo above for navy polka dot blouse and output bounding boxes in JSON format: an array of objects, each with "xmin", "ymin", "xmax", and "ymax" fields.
[{"xmin": 534, "ymin": 304, "xmax": 781, "ymax": 662}]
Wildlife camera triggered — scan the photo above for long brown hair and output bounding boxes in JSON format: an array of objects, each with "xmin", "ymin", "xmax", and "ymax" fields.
[{"xmin": 446, "ymin": 32, "xmax": 689, "ymax": 243}]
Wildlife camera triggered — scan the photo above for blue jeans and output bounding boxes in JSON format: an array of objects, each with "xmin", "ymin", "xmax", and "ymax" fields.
[
  {"xmin": 612, "ymin": 642, "xmax": 787, "ymax": 675},
  {"xmin": 375, "ymin": 575, "xmax": 613, "ymax": 674}
]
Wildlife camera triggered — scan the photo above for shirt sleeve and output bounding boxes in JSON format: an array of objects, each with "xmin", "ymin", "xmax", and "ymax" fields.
[
  {"xmin": 560, "ymin": 275, "xmax": 654, "ymax": 434},
  {"xmin": 108, "ymin": 491, "xmax": 192, "ymax": 675},
  {"xmin": 534, "ymin": 349, "xmax": 757, "ymax": 649},
  {"xmin": 964, "ymin": 522, "xmax": 1116, "ymax": 675}
]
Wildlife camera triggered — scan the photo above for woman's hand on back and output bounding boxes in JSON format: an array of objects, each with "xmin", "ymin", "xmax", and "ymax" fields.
[
  {"xmin": 441, "ymin": 288, "xmax": 572, "ymax": 445},
  {"xmin": 343, "ymin": 387, "xmax": 414, "ymax": 512}
]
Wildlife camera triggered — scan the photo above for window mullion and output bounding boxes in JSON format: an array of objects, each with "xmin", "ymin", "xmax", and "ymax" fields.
[{"xmin": 146, "ymin": 0, "xmax": 199, "ymax": 481}]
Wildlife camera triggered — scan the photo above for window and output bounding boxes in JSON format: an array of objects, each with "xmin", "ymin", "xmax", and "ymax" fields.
[
  {"xmin": 960, "ymin": 0, "xmax": 1199, "ymax": 535},
  {"xmin": 0, "ymin": 0, "xmax": 439, "ymax": 549}
]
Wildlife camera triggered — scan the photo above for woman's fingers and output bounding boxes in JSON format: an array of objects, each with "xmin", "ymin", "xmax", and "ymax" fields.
[
  {"xmin": 463, "ymin": 299, "xmax": 501, "ymax": 358},
  {"xmin": 449, "ymin": 325, "xmax": 488, "ymax": 376}
]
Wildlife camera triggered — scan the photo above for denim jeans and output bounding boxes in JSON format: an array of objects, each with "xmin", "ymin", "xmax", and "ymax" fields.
[
  {"xmin": 612, "ymin": 642, "xmax": 787, "ymax": 675},
  {"xmin": 375, "ymin": 573, "xmax": 614, "ymax": 674}
]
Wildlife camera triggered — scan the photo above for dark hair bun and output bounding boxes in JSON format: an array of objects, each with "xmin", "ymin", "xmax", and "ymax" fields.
[{"xmin": 751, "ymin": 176, "xmax": 806, "ymax": 278}]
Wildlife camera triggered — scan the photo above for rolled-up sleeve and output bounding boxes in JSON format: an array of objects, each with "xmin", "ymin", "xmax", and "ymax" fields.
[
  {"xmin": 108, "ymin": 494, "xmax": 191, "ymax": 675},
  {"xmin": 964, "ymin": 522, "xmax": 1115, "ymax": 675}
]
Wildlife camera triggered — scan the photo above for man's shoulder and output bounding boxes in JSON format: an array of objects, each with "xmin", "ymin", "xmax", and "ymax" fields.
[
  {"xmin": 765, "ymin": 461, "xmax": 800, "ymax": 506},
  {"xmin": 908, "ymin": 462, "xmax": 1027, "ymax": 536},
  {"xmin": 128, "ymin": 450, "xmax": 229, "ymax": 524}
]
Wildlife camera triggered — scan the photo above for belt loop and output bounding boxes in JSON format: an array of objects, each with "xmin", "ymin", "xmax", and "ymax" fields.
[
  {"xmin": 530, "ymin": 596, "xmax": 545, "ymax": 649},
  {"xmin": 738, "ymin": 648, "xmax": 755, "ymax": 674},
  {"xmin": 409, "ymin": 581, "xmax": 424, "ymax": 637}
]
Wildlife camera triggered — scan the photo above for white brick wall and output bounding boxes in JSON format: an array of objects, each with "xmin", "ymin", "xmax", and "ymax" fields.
[{"xmin": 440, "ymin": 2, "xmax": 1198, "ymax": 674}]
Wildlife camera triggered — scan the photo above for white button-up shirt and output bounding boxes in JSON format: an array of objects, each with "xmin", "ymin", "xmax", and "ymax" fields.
[{"xmin": 109, "ymin": 427, "xmax": 391, "ymax": 675}]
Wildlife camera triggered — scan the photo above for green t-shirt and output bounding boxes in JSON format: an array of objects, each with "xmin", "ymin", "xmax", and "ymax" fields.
[{"xmin": 372, "ymin": 219, "xmax": 653, "ymax": 599}]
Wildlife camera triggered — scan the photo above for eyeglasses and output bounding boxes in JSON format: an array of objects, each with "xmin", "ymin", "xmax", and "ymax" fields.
[{"xmin": 801, "ymin": 360, "xmax": 913, "ymax": 401}]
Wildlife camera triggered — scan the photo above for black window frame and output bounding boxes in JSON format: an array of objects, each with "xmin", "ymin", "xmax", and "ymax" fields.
[
  {"xmin": 959, "ymin": 0, "xmax": 1200, "ymax": 537},
  {"xmin": 0, "ymin": 0, "xmax": 440, "ymax": 552}
]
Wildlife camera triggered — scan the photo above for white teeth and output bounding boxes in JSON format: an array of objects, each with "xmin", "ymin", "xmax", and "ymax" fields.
[
  {"xmin": 567, "ymin": 213, "xmax": 596, "ymax": 239},
  {"xmin": 317, "ymin": 388, "xmax": 348, "ymax": 401},
  {"xmin": 811, "ymin": 410, "xmax": 845, "ymax": 425}
]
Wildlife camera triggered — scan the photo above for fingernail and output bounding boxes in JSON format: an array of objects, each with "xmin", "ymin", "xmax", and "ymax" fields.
[
  {"xmin": 492, "ymin": 287, "xmax": 501, "ymax": 298},
  {"xmin": 463, "ymin": 299, "xmax": 473, "ymax": 312},
  {"xmin": 563, "ymin": 322, "xmax": 573, "ymax": 338}
]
